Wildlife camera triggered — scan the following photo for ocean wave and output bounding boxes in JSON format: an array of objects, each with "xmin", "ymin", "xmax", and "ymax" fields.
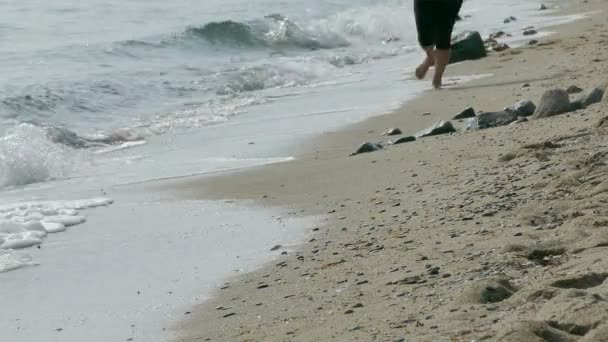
[
  {"xmin": 180, "ymin": 14, "xmax": 350, "ymax": 51},
  {"xmin": 0, "ymin": 124, "xmax": 74, "ymax": 188}
]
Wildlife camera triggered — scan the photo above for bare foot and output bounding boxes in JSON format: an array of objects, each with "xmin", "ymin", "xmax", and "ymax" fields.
[
  {"xmin": 415, "ymin": 58, "xmax": 434, "ymax": 80},
  {"xmin": 432, "ymin": 74, "xmax": 442, "ymax": 90}
]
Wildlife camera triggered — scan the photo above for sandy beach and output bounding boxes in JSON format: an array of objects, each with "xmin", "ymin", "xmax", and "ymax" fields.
[{"xmin": 168, "ymin": 0, "xmax": 608, "ymax": 340}]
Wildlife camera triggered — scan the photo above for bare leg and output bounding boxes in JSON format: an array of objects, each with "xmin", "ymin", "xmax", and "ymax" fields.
[
  {"xmin": 432, "ymin": 49, "xmax": 450, "ymax": 89},
  {"xmin": 415, "ymin": 47, "xmax": 435, "ymax": 80}
]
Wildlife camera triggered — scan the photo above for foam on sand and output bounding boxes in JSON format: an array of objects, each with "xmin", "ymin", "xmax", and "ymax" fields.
[{"xmin": 0, "ymin": 197, "xmax": 113, "ymax": 272}]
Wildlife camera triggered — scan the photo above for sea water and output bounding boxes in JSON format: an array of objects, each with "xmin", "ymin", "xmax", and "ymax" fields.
[{"xmin": 0, "ymin": 0, "xmax": 584, "ymax": 341}]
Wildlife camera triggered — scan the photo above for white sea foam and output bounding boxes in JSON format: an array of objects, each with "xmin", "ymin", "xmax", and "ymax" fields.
[
  {"xmin": 0, "ymin": 250, "xmax": 37, "ymax": 272},
  {"xmin": 0, "ymin": 197, "xmax": 113, "ymax": 272},
  {"xmin": 0, "ymin": 123, "xmax": 74, "ymax": 188}
]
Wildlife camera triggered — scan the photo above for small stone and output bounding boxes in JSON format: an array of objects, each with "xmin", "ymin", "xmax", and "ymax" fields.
[
  {"xmin": 539, "ymin": 4, "xmax": 548, "ymax": 10},
  {"xmin": 270, "ymin": 245, "xmax": 282, "ymax": 251},
  {"xmin": 514, "ymin": 232, "xmax": 523, "ymax": 237},
  {"xmin": 257, "ymin": 284, "xmax": 270, "ymax": 289},
  {"xmin": 453, "ymin": 107, "xmax": 476, "ymax": 120},
  {"xmin": 350, "ymin": 142, "xmax": 383, "ymax": 156},
  {"xmin": 390, "ymin": 136, "xmax": 416, "ymax": 145},
  {"xmin": 489, "ymin": 31, "xmax": 506, "ymax": 39},
  {"xmin": 352, "ymin": 303, "xmax": 364, "ymax": 308},
  {"xmin": 344, "ymin": 310, "xmax": 354, "ymax": 314},
  {"xmin": 572, "ymin": 86, "xmax": 604, "ymax": 107},
  {"xmin": 383, "ymin": 128, "xmax": 403, "ymax": 136},
  {"xmin": 528, "ymin": 39, "xmax": 539, "ymax": 45},
  {"xmin": 450, "ymin": 31, "xmax": 487, "ymax": 63},
  {"xmin": 505, "ymin": 99, "xmax": 536, "ymax": 117},
  {"xmin": 492, "ymin": 43, "xmax": 510, "ymax": 52},
  {"xmin": 533, "ymin": 88, "xmax": 571, "ymax": 119},
  {"xmin": 415, "ymin": 121, "xmax": 456, "ymax": 138},
  {"xmin": 523, "ymin": 29, "xmax": 537, "ymax": 36}
]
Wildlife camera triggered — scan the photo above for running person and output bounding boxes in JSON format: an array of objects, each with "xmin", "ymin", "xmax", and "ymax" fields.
[{"xmin": 414, "ymin": 0, "xmax": 463, "ymax": 89}]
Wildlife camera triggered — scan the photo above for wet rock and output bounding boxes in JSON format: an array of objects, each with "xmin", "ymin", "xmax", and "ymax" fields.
[
  {"xmin": 46, "ymin": 127, "xmax": 90, "ymax": 149},
  {"xmin": 270, "ymin": 245, "xmax": 282, "ymax": 251},
  {"xmin": 450, "ymin": 31, "xmax": 487, "ymax": 64},
  {"xmin": 533, "ymin": 89, "xmax": 571, "ymax": 119},
  {"xmin": 415, "ymin": 121, "xmax": 456, "ymax": 138},
  {"xmin": 350, "ymin": 142, "xmax": 383, "ymax": 156},
  {"xmin": 472, "ymin": 111, "xmax": 518, "ymax": 129},
  {"xmin": 489, "ymin": 31, "xmax": 506, "ymax": 39},
  {"xmin": 523, "ymin": 29, "xmax": 538, "ymax": 36},
  {"xmin": 453, "ymin": 107, "xmax": 476, "ymax": 120},
  {"xmin": 528, "ymin": 39, "xmax": 539, "ymax": 45},
  {"xmin": 539, "ymin": 4, "xmax": 548, "ymax": 10},
  {"xmin": 390, "ymin": 136, "xmax": 416, "ymax": 145},
  {"xmin": 382, "ymin": 128, "xmax": 403, "ymax": 136},
  {"xmin": 505, "ymin": 99, "xmax": 536, "ymax": 117},
  {"xmin": 503, "ymin": 16, "xmax": 517, "ymax": 24},
  {"xmin": 572, "ymin": 86, "xmax": 604, "ymax": 107}
]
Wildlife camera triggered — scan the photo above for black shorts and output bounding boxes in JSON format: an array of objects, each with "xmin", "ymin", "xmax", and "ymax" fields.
[{"xmin": 414, "ymin": 0, "xmax": 463, "ymax": 50}]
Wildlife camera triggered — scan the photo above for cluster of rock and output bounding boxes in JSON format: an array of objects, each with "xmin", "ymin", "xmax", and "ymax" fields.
[{"xmin": 351, "ymin": 86, "xmax": 605, "ymax": 156}]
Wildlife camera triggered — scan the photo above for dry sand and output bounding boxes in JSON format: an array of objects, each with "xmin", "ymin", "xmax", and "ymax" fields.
[{"xmin": 167, "ymin": 1, "xmax": 608, "ymax": 341}]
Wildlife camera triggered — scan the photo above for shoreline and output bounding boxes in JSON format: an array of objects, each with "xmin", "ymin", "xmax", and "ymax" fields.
[{"xmin": 168, "ymin": 0, "xmax": 608, "ymax": 341}]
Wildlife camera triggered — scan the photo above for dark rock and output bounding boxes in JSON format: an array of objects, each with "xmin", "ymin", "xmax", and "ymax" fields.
[
  {"xmin": 569, "ymin": 100, "xmax": 585, "ymax": 112},
  {"xmin": 573, "ymin": 86, "xmax": 604, "ymax": 107},
  {"xmin": 477, "ymin": 111, "xmax": 518, "ymax": 129},
  {"xmin": 503, "ymin": 16, "xmax": 517, "ymax": 24},
  {"xmin": 489, "ymin": 31, "xmax": 506, "ymax": 39},
  {"xmin": 484, "ymin": 37, "xmax": 498, "ymax": 45},
  {"xmin": 415, "ymin": 121, "xmax": 456, "ymax": 138},
  {"xmin": 453, "ymin": 107, "xmax": 476, "ymax": 120},
  {"xmin": 46, "ymin": 127, "xmax": 90, "ymax": 149},
  {"xmin": 539, "ymin": 4, "xmax": 548, "ymax": 10},
  {"xmin": 390, "ymin": 136, "xmax": 416, "ymax": 145},
  {"xmin": 505, "ymin": 99, "xmax": 536, "ymax": 117},
  {"xmin": 532, "ymin": 89, "xmax": 571, "ymax": 119},
  {"xmin": 450, "ymin": 31, "xmax": 487, "ymax": 64},
  {"xmin": 523, "ymin": 29, "xmax": 538, "ymax": 36},
  {"xmin": 270, "ymin": 245, "xmax": 282, "ymax": 251},
  {"xmin": 382, "ymin": 128, "xmax": 403, "ymax": 136},
  {"xmin": 350, "ymin": 142, "xmax": 383, "ymax": 156},
  {"xmin": 566, "ymin": 85, "xmax": 583, "ymax": 94},
  {"xmin": 427, "ymin": 267, "xmax": 440, "ymax": 275},
  {"xmin": 528, "ymin": 39, "xmax": 539, "ymax": 45}
]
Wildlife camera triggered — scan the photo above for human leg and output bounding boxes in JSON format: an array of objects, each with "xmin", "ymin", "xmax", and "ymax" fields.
[
  {"xmin": 415, "ymin": 47, "xmax": 434, "ymax": 79},
  {"xmin": 432, "ymin": 1, "xmax": 461, "ymax": 89},
  {"xmin": 414, "ymin": 0, "xmax": 435, "ymax": 79}
]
